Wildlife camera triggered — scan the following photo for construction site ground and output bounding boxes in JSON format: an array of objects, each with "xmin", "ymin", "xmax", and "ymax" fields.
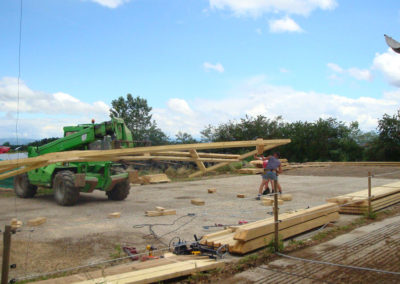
[{"xmin": 0, "ymin": 165, "xmax": 399, "ymax": 281}]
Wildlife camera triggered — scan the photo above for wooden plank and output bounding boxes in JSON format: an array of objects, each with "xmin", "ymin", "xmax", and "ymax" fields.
[
  {"xmin": 191, "ymin": 199, "xmax": 205, "ymax": 206},
  {"xmin": 75, "ymin": 259, "xmax": 224, "ymax": 284},
  {"xmin": 141, "ymin": 174, "xmax": 171, "ymax": 184},
  {"xmin": 108, "ymin": 212, "xmax": 121, "ymax": 218},
  {"xmin": 27, "ymin": 217, "xmax": 47, "ymax": 227},
  {"xmin": 230, "ymin": 212, "xmax": 339, "ymax": 254},
  {"xmin": 208, "ymin": 188, "xmax": 217, "ymax": 193},
  {"xmin": 145, "ymin": 209, "xmax": 176, "ymax": 217},
  {"xmin": 233, "ymin": 203, "xmax": 339, "ymax": 242},
  {"xmin": 281, "ymin": 194, "xmax": 292, "ymax": 201},
  {"xmin": 0, "ymin": 139, "xmax": 291, "ymax": 180},
  {"xmin": 237, "ymin": 194, "xmax": 245, "ymax": 198},
  {"xmin": 189, "ymin": 149, "xmax": 207, "ymax": 173}
]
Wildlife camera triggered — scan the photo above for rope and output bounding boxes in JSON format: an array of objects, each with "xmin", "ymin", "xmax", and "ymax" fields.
[{"xmin": 275, "ymin": 252, "xmax": 400, "ymax": 276}]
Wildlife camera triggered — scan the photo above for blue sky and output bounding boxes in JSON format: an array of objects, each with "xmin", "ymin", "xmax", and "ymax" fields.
[{"xmin": 1, "ymin": 0, "xmax": 400, "ymax": 139}]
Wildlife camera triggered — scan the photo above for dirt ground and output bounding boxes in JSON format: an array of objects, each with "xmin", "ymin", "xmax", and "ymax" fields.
[{"xmin": 0, "ymin": 165, "xmax": 399, "ymax": 281}]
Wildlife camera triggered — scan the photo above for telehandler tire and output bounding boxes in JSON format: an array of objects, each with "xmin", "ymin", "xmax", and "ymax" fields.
[
  {"xmin": 53, "ymin": 171, "xmax": 80, "ymax": 206},
  {"xmin": 14, "ymin": 173, "xmax": 37, "ymax": 198},
  {"xmin": 106, "ymin": 168, "xmax": 130, "ymax": 201}
]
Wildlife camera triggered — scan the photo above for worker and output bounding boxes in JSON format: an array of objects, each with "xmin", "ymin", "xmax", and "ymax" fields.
[
  {"xmin": 255, "ymin": 151, "xmax": 282, "ymax": 200},
  {"xmin": 254, "ymin": 154, "xmax": 271, "ymax": 200}
]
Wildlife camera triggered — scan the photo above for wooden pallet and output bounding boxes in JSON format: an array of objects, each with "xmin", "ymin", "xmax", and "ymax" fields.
[
  {"xmin": 200, "ymin": 203, "xmax": 339, "ymax": 254},
  {"xmin": 327, "ymin": 181, "xmax": 400, "ymax": 214}
]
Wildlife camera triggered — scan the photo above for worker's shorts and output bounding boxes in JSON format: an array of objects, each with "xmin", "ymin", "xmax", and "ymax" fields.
[{"xmin": 266, "ymin": 171, "xmax": 277, "ymax": 181}]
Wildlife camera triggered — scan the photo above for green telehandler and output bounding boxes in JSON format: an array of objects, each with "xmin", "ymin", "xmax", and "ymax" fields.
[{"xmin": 13, "ymin": 117, "xmax": 134, "ymax": 206}]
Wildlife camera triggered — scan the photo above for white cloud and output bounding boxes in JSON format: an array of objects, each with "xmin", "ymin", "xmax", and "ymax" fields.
[
  {"xmin": 209, "ymin": 0, "xmax": 337, "ymax": 17},
  {"xmin": 269, "ymin": 16, "xmax": 303, "ymax": 33},
  {"xmin": 167, "ymin": 98, "xmax": 194, "ymax": 116},
  {"xmin": 203, "ymin": 62, "xmax": 225, "ymax": 73},
  {"xmin": 87, "ymin": 0, "xmax": 130, "ymax": 8},
  {"xmin": 0, "ymin": 77, "xmax": 110, "ymax": 138},
  {"xmin": 152, "ymin": 76, "xmax": 399, "ymax": 135},
  {"xmin": 327, "ymin": 63, "xmax": 372, "ymax": 81},
  {"xmin": 373, "ymin": 48, "xmax": 400, "ymax": 87}
]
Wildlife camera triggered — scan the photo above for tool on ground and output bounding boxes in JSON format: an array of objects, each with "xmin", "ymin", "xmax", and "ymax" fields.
[
  {"xmin": 122, "ymin": 246, "xmax": 139, "ymax": 261},
  {"xmin": 238, "ymin": 220, "xmax": 248, "ymax": 225},
  {"xmin": 172, "ymin": 235, "xmax": 227, "ymax": 259}
]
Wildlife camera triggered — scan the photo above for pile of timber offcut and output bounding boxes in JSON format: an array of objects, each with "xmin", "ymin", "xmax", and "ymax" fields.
[
  {"xmin": 238, "ymin": 158, "xmax": 290, "ymax": 174},
  {"xmin": 326, "ymin": 181, "xmax": 400, "ymax": 214},
  {"xmin": 200, "ymin": 203, "xmax": 339, "ymax": 255}
]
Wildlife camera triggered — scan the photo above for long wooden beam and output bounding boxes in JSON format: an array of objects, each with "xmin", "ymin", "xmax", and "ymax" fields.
[{"xmin": 0, "ymin": 139, "xmax": 290, "ymax": 180}]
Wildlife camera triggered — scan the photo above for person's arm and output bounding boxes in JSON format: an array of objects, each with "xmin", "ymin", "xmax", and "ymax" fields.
[
  {"xmin": 254, "ymin": 154, "xmax": 265, "ymax": 160},
  {"xmin": 277, "ymin": 164, "xmax": 282, "ymax": 174}
]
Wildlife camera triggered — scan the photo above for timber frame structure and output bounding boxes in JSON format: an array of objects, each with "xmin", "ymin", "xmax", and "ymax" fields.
[{"xmin": 0, "ymin": 139, "xmax": 290, "ymax": 180}]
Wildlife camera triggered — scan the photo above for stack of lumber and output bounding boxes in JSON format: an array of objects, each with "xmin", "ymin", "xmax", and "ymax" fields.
[
  {"xmin": 200, "ymin": 203, "xmax": 339, "ymax": 254},
  {"xmin": 36, "ymin": 254, "xmax": 221, "ymax": 284},
  {"xmin": 239, "ymin": 158, "xmax": 291, "ymax": 175},
  {"xmin": 326, "ymin": 181, "xmax": 400, "ymax": 214},
  {"xmin": 74, "ymin": 259, "xmax": 223, "ymax": 284}
]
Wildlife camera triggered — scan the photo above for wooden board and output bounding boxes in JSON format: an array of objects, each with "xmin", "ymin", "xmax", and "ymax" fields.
[
  {"xmin": 75, "ymin": 259, "xmax": 224, "ymax": 284},
  {"xmin": 234, "ymin": 203, "xmax": 338, "ymax": 242},
  {"xmin": 141, "ymin": 174, "xmax": 171, "ymax": 184},
  {"xmin": 230, "ymin": 212, "xmax": 339, "ymax": 254},
  {"xmin": 27, "ymin": 217, "xmax": 47, "ymax": 227},
  {"xmin": 108, "ymin": 212, "xmax": 121, "ymax": 218},
  {"xmin": 0, "ymin": 139, "xmax": 291, "ymax": 180},
  {"xmin": 191, "ymin": 199, "xmax": 205, "ymax": 206},
  {"xmin": 145, "ymin": 209, "xmax": 176, "ymax": 217},
  {"xmin": 237, "ymin": 194, "xmax": 245, "ymax": 198},
  {"xmin": 208, "ymin": 188, "xmax": 217, "ymax": 193}
]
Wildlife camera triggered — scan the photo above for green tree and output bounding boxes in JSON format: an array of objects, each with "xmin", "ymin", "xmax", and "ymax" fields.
[
  {"xmin": 175, "ymin": 131, "xmax": 197, "ymax": 144},
  {"xmin": 110, "ymin": 94, "xmax": 169, "ymax": 145},
  {"xmin": 376, "ymin": 109, "xmax": 400, "ymax": 160},
  {"xmin": 2, "ymin": 141, "xmax": 10, "ymax": 146}
]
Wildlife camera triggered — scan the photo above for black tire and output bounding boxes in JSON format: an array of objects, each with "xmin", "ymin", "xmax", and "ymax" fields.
[
  {"xmin": 14, "ymin": 173, "xmax": 37, "ymax": 198},
  {"xmin": 106, "ymin": 167, "xmax": 130, "ymax": 201},
  {"xmin": 53, "ymin": 171, "xmax": 80, "ymax": 206}
]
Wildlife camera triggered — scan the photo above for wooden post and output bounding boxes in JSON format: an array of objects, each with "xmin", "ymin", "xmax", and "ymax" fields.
[
  {"xmin": 368, "ymin": 171, "xmax": 372, "ymax": 216},
  {"xmin": 273, "ymin": 180, "xmax": 279, "ymax": 252},
  {"xmin": 1, "ymin": 225, "xmax": 12, "ymax": 284}
]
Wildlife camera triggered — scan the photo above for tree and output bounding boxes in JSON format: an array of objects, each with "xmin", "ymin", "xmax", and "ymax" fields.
[
  {"xmin": 175, "ymin": 131, "xmax": 197, "ymax": 144},
  {"xmin": 110, "ymin": 94, "xmax": 169, "ymax": 145},
  {"xmin": 376, "ymin": 109, "xmax": 400, "ymax": 160}
]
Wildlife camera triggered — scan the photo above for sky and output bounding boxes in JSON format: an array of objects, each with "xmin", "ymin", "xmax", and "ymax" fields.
[{"xmin": 1, "ymin": 0, "xmax": 400, "ymax": 140}]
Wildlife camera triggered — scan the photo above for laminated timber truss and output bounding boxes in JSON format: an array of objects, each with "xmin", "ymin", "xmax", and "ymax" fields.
[{"xmin": 0, "ymin": 139, "xmax": 290, "ymax": 180}]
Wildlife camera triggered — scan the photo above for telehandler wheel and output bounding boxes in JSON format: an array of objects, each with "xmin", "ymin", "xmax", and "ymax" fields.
[
  {"xmin": 53, "ymin": 171, "xmax": 80, "ymax": 206},
  {"xmin": 106, "ymin": 168, "xmax": 130, "ymax": 201},
  {"xmin": 14, "ymin": 173, "xmax": 37, "ymax": 198}
]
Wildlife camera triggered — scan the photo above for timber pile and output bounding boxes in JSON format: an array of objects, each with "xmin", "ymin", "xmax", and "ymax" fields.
[
  {"xmin": 326, "ymin": 181, "xmax": 400, "ymax": 214},
  {"xmin": 36, "ymin": 254, "xmax": 221, "ymax": 284},
  {"xmin": 74, "ymin": 258, "xmax": 223, "ymax": 284},
  {"xmin": 200, "ymin": 203, "xmax": 339, "ymax": 254},
  {"xmin": 0, "ymin": 139, "xmax": 291, "ymax": 180},
  {"xmin": 239, "ymin": 158, "xmax": 290, "ymax": 174}
]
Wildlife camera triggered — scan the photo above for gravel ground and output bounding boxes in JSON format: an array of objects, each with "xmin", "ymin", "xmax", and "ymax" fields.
[{"xmin": 0, "ymin": 167, "xmax": 399, "ymax": 279}]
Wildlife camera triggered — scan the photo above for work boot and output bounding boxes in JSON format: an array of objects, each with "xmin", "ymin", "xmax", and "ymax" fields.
[{"xmin": 262, "ymin": 187, "xmax": 270, "ymax": 195}]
